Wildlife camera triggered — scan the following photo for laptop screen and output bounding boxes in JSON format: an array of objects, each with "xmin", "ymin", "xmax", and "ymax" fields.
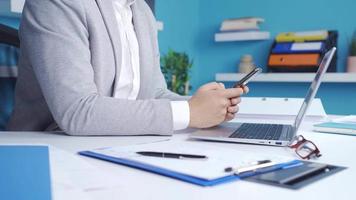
[{"xmin": 293, "ymin": 47, "xmax": 336, "ymax": 133}]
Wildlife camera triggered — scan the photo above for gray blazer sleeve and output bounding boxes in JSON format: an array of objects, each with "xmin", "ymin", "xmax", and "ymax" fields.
[{"xmin": 20, "ymin": 0, "xmax": 175, "ymax": 136}]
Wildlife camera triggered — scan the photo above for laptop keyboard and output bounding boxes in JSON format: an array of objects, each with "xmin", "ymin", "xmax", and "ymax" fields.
[{"xmin": 229, "ymin": 123, "xmax": 285, "ymax": 140}]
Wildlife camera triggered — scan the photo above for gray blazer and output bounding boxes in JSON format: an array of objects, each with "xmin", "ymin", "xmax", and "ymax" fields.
[{"xmin": 6, "ymin": 0, "xmax": 188, "ymax": 135}]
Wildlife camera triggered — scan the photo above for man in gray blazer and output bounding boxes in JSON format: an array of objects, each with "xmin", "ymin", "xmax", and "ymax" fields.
[{"xmin": 6, "ymin": 0, "xmax": 246, "ymax": 136}]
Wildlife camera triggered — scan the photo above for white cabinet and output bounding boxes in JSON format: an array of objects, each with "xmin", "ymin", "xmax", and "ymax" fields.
[
  {"xmin": 10, "ymin": 0, "xmax": 25, "ymax": 13},
  {"xmin": 216, "ymin": 73, "xmax": 356, "ymax": 83}
]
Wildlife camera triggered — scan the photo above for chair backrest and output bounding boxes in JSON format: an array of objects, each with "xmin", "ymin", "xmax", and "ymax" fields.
[
  {"xmin": 0, "ymin": 24, "xmax": 20, "ymax": 47},
  {"xmin": 0, "ymin": 23, "xmax": 20, "ymax": 130}
]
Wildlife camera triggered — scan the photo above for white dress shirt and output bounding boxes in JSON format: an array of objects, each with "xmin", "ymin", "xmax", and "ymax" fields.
[{"xmin": 112, "ymin": 0, "xmax": 190, "ymax": 130}]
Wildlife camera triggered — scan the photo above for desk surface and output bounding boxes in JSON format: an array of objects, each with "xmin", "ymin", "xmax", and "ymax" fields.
[{"xmin": 1, "ymin": 118, "xmax": 355, "ymax": 200}]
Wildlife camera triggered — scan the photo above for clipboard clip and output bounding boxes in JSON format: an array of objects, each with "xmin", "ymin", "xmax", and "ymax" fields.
[{"xmin": 225, "ymin": 160, "xmax": 276, "ymax": 175}]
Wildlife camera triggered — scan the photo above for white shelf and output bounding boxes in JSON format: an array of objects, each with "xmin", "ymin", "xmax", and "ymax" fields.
[
  {"xmin": 215, "ymin": 31, "xmax": 270, "ymax": 42},
  {"xmin": 216, "ymin": 73, "xmax": 356, "ymax": 83}
]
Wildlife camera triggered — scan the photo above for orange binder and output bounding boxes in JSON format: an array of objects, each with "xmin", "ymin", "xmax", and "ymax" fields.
[{"xmin": 268, "ymin": 54, "xmax": 320, "ymax": 66}]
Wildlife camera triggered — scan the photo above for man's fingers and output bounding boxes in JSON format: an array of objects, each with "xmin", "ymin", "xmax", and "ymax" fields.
[
  {"xmin": 218, "ymin": 83, "xmax": 225, "ymax": 89},
  {"xmin": 227, "ymin": 105, "xmax": 239, "ymax": 114},
  {"xmin": 230, "ymin": 97, "xmax": 241, "ymax": 106},
  {"xmin": 225, "ymin": 113, "xmax": 235, "ymax": 122},
  {"xmin": 230, "ymin": 98, "xmax": 238, "ymax": 106},
  {"xmin": 199, "ymin": 82, "xmax": 225, "ymax": 91},
  {"xmin": 222, "ymin": 88, "xmax": 244, "ymax": 98},
  {"xmin": 242, "ymin": 85, "xmax": 249, "ymax": 94}
]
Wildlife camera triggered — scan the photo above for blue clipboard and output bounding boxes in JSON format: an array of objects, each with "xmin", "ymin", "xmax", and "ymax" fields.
[{"xmin": 79, "ymin": 150, "xmax": 301, "ymax": 187}]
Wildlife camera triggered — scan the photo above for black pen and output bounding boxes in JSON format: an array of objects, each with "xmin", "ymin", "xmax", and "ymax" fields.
[{"xmin": 136, "ymin": 151, "xmax": 207, "ymax": 160}]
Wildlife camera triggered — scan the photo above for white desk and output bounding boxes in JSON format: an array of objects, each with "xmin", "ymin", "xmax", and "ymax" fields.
[{"xmin": 1, "ymin": 118, "xmax": 355, "ymax": 200}]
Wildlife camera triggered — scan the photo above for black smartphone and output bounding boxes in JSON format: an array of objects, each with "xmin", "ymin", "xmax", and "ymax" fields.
[{"xmin": 233, "ymin": 68, "xmax": 262, "ymax": 88}]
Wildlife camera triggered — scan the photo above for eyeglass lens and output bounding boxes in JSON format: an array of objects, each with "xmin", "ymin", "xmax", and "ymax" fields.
[
  {"xmin": 290, "ymin": 135, "xmax": 305, "ymax": 148},
  {"xmin": 296, "ymin": 141, "xmax": 317, "ymax": 158}
]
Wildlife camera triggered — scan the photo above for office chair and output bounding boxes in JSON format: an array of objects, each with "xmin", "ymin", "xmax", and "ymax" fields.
[
  {"xmin": 0, "ymin": 23, "xmax": 20, "ymax": 130},
  {"xmin": 0, "ymin": 23, "xmax": 20, "ymax": 47}
]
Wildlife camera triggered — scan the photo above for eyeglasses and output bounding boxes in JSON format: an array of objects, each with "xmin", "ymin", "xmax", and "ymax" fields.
[{"xmin": 289, "ymin": 135, "xmax": 322, "ymax": 160}]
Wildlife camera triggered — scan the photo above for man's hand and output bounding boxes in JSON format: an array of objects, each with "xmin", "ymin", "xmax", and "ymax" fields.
[
  {"xmin": 188, "ymin": 82, "xmax": 246, "ymax": 129},
  {"xmin": 225, "ymin": 85, "xmax": 249, "ymax": 121}
]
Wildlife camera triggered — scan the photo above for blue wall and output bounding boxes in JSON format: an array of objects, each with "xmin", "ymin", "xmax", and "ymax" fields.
[
  {"xmin": 156, "ymin": 0, "xmax": 356, "ymax": 115},
  {"xmin": 0, "ymin": 16, "xmax": 20, "ymax": 28},
  {"xmin": 0, "ymin": 0, "xmax": 21, "ymax": 20},
  {"xmin": 155, "ymin": 0, "xmax": 201, "ymax": 89},
  {"xmin": 0, "ymin": 0, "xmax": 20, "ymax": 28},
  {"xmin": 0, "ymin": 1, "xmax": 20, "ymax": 130}
]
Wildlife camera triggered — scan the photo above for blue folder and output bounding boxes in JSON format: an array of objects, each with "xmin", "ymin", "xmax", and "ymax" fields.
[
  {"xmin": 79, "ymin": 150, "xmax": 301, "ymax": 187},
  {"xmin": 272, "ymin": 42, "xmax": 325, "ymax": 54},
  {"xmin": 0, "ymin": 145, "xmax": 52, "ymax": 200}
]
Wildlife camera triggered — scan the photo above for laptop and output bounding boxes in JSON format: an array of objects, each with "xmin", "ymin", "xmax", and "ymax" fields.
[{"xmin": 190, "ymin": 47, "xmax": 336, "ymax": 147}]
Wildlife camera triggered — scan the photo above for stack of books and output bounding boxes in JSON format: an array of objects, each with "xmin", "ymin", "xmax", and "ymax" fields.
[
  {"xmin": 215, "ymin": 17, "xmax": 270, "ymax": 42},
  {"xmin": 314, "ymin": 115, "xmax": 356, "ymax": 136},
  {"xmin": 268, "ymin": 30, "xmax": 338, "ymax": 72}
]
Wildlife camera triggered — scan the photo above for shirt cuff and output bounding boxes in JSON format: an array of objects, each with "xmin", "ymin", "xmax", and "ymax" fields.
[{"xmin": 170, "ymin": 101, "xmax": 190, "ymax": 131}]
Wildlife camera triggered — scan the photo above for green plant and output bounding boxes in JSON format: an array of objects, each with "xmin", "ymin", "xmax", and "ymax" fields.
[
  {"xmin": 350, "ymin": 31, "xmax": 356, "ymax": 56},
  {"xmin": 161, "ymin": 49, "xmax": 193, "ymax": 95}
]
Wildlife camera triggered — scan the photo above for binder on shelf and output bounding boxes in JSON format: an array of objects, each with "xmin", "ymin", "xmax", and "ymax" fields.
[
  {"xmin": 272, "ymin": 42, "xmax": 325, "ymax": 54},
  {"xmin": 268, "ymin": 54, "xmax": 320, "ymax": 66},
  {"xmin": 79, "ymin": 141, "xmax": 301, "ymax": 186},
  {"xmin": 267, "ymin": 31, "xmax": 338, "ymax": 72},
  {"xmin": 276, "ymin": 30, "xmax": 328, "ymax": 42}
]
